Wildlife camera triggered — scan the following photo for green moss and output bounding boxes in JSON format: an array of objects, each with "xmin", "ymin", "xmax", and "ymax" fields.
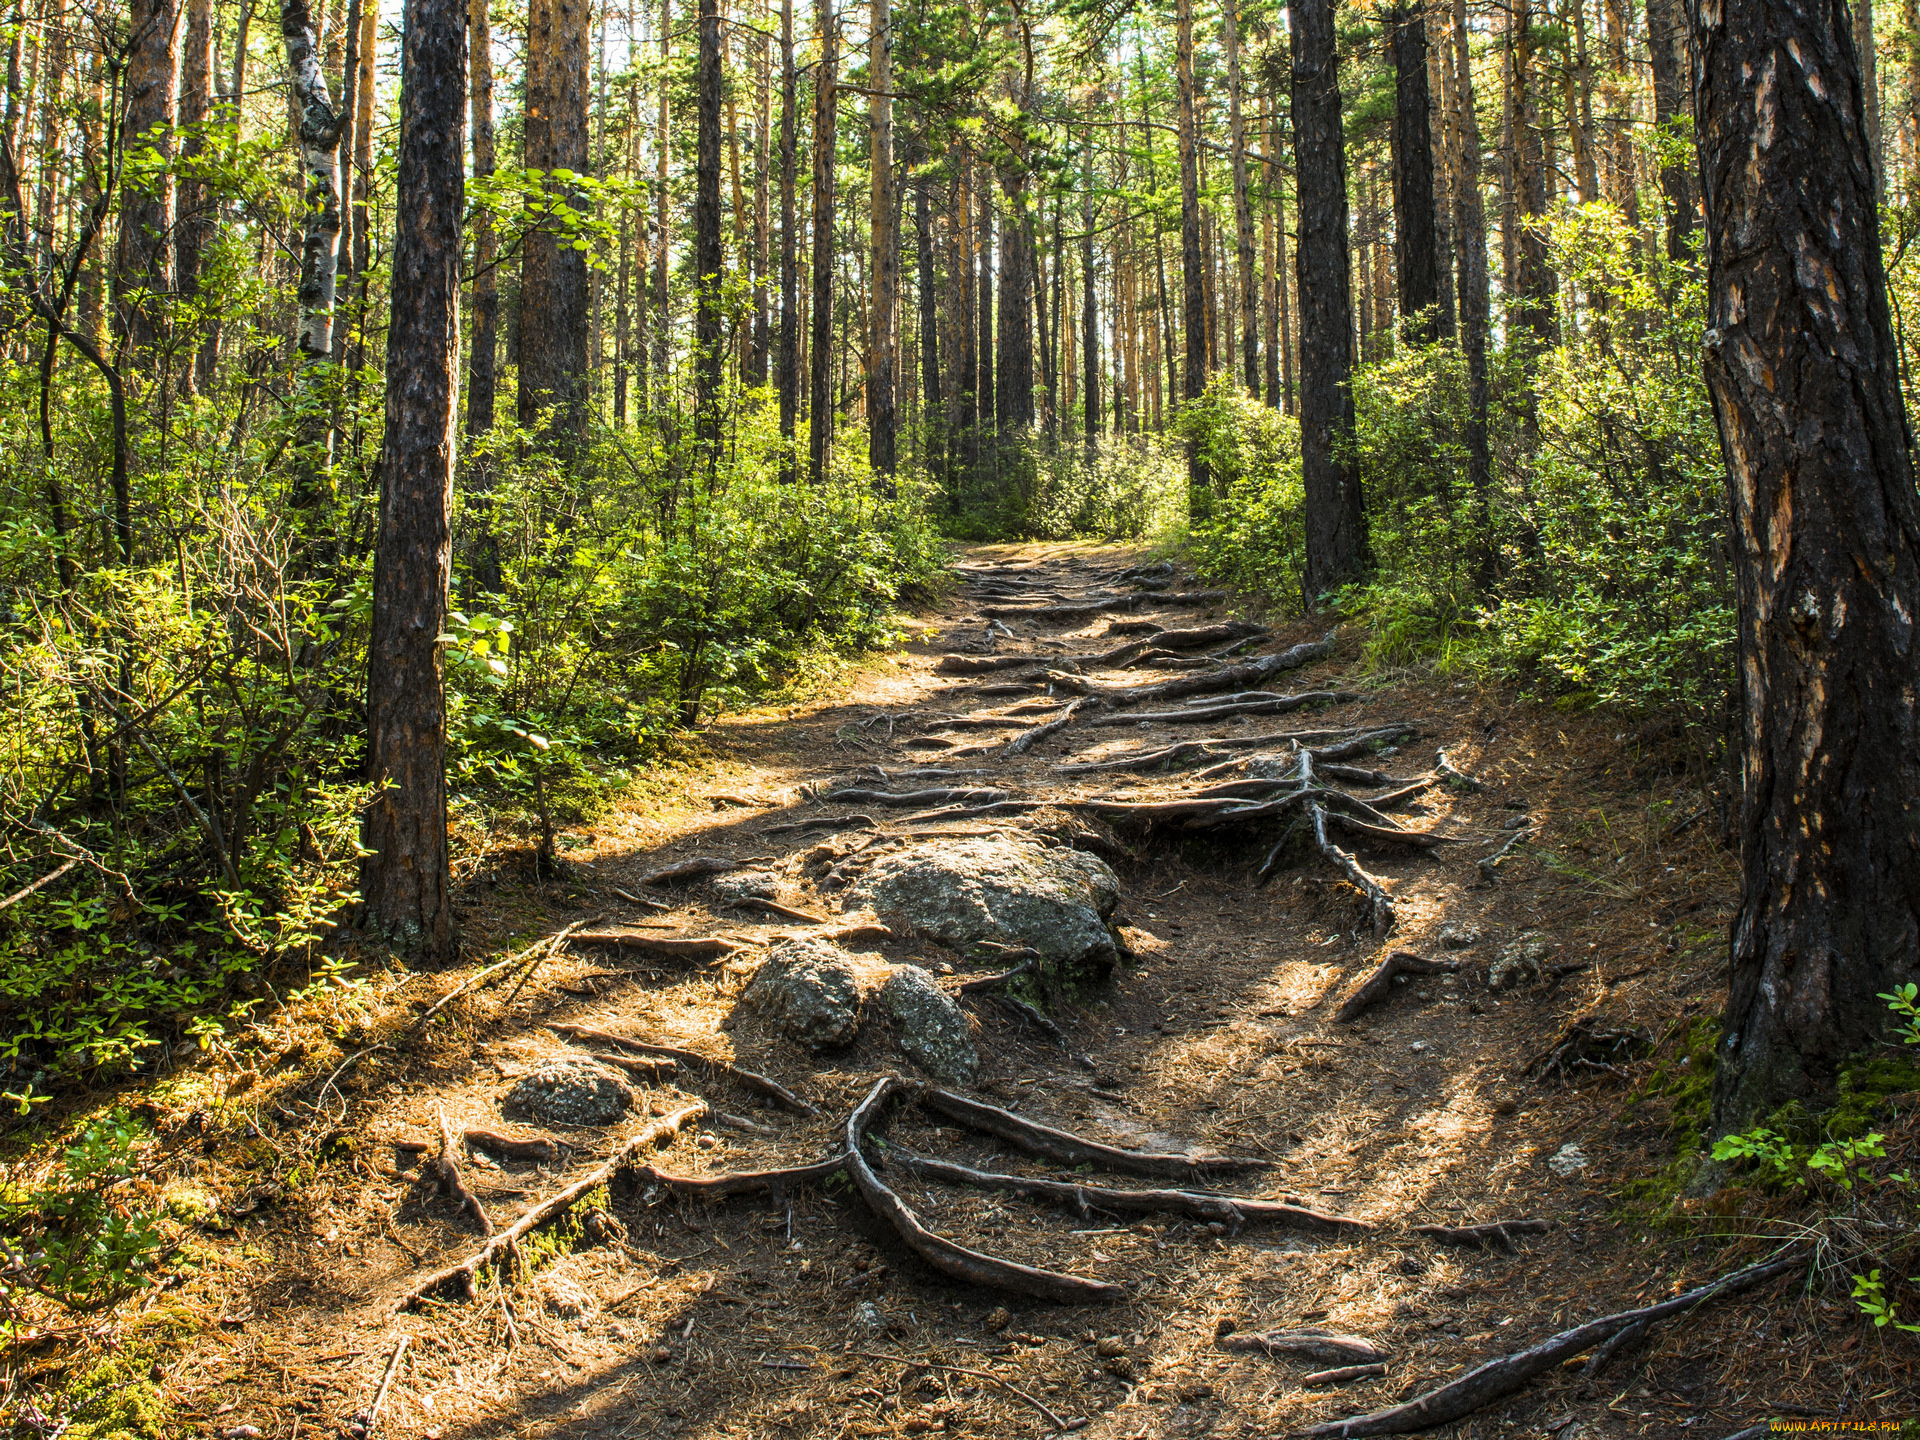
[
  {"xmin": 1615, "ymin": 1015, "xmax": 1720, "ymax": 1224},
  {"xmin": 160, "ymin": 1184, "xmax": 220, "ymax": 1226},
  {"xmin": 515, "ymin": 1183, "xmax": 608, "ymax": 1274},
  {"xmin": 1828, "ymin": 1056, "xmax": 1920, "ymax": 1140},
  {"xmin": 54, "ymin": 1307, "xmax": 194, "ymax": 1440}
]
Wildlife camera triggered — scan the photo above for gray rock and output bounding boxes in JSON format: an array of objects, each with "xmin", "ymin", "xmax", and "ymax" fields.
[
  {"xmin": 847, "ymin": 837, "xmax": 1122, "ymax": 978},
  {"xmin": 1439, "ymin": 925, "xmax": 1481, "ymax": 950},
  {"xmin": 1547, "ymin": 1143, "xmax": 1589, "ymax": 1178},
  {"xmin": 878, "ymin": 966, "xmax": 979, "ymax": 1084},
  {"xmin": 740, "ymin": 936, "xmax": 889, "ymax": 1049},
  {"xmin": 503, "ymin": 1060, "xmax": 634, "ymax": 1127},
  {"xmin": 711, "ymin": 868, "xmax": 782, "ymax": 903},
  {"xmin": 1488, "ymin": 934, "xmax": 1553, "ymax": 990}
]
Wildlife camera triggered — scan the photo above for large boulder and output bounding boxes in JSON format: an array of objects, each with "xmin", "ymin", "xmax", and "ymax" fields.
[
  {"xmin": 878, "ymin": 966, "xmax": 979, "ymax": 1084},
  {"xmin": 503, "ymin": 1060, "xmax": 634, "ymax": 1127},
  {"xmin": 740, "ymin": 936, "xmax": 889, "ymax": 1048},
  {"xmin": 848, "ymin": 837, "xmax": 1122, "ymax": 979}
]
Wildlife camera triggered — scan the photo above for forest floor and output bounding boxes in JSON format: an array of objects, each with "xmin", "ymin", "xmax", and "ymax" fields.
[{"xmin": 102, "ymin": 543, "xmax": 1916, "ymax": 1440}]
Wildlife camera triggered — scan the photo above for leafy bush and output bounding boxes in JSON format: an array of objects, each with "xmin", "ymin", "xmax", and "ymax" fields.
[{"xmin": 942, "ymin": 432, "xmax": 1184, "ymax": 541}]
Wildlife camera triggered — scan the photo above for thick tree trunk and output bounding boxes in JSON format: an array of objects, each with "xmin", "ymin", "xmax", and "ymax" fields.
[
  {"xmin": 1855, "ymin": 0, "xmax": 1882, "ymax": 198},
  {"xmin": 1646, "ymin": 0, "xmax": 1694, "ymax": 261},
  {"xmin": 777, "ymin": 0, "xmax": 797, "ymax": 472},
  {"xmin": 748, "ymin": 12, "xmax": 770, "ymax": 388},
  {"xmin": 1292, "ymin": 0, "xmax": 1365, "ymax": 596},
  {"xmin": 1450, "ymin": 0, "xmax": 1495, "ymax": 584},
  {"xmin": 652, "ymin": 0, "xmax": 671, "ymax": 407},
  {"xmin": 1692, "ymin": 0, "xmax": 1920, "ymax": 1140},
  {"xmin": 1174, "ymin": 0, "xmax": 1207, "ymax": 496},
  {"xmin": 176, "ymin": 0, "xmax": 213, "ymax": 392},
  {"xmin": 996, "ymin": 178, "xmax": 1035, "ymax": 429},
  {"xmin": 955, "ymin": 156, "xmax": 979, "ymax": 475},
  {"xmin": 116, "ymin": 0, "xmax": 181, "ymax": 359},
  {"xmin": 976, "ymin": 189, "xmax": 995, "ymax": 443},
  {"xmin": 807, "ymin": 0, "xmax": 836, "ymax": 484},
  {"xmin": 1082, "ymin": 135, "xmax": 1100, "ymax": 440},
  {"xmin": 867, "ymin": 0, "xmax": 896, "ymax": 481},
  {"xmin": 363, "ymin": 0, "xmax": 466, "ymax": 961},
  {"xmin": 693, "ymin": 0, "xmax": 723, "ymax": 462},
  {"xmin": 1224, "ymin": 0, "xmax": 1257, "ymax": 394},
  {"xmin": 1426, "ymin": 4, "xmax": 1457, "ymax": 338},
  {"xmin": 1510, "ymin": 0, "xmax": 1558, "ymax": 346},
  {"xmin": 281, "ymin": 0, "xmax": 346, "ymax": 495},
  {"xmin": 1389, "ymin": 3, "xmax": 1440, "ymax": 342},
  {"xmin": 519, "ymin": 0, "xmax": 591, "ymax": 453}
]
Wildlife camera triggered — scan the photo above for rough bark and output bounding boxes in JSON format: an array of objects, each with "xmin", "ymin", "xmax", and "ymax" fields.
[
  {"xmin": 1224, "ymin": 0, "xmax": 1258, "ymax": 393},
  {"xmin": 1692, "ymin": 0, "xmax": 1920, "ymax": 1138},
  {"xmin": 1646, "ymin": 0, "xmax": 1694, "ymax": 261},
  {"xmin": 693, "ymin": 0, "xmax": 723, "ymax": 461},
  {"xmin": 1509, "ymin": 0, "xmax": 1557, "ymax": 346},
  {"xmin": 1856, "ymin": 0, "xmax": 1882, "ymax": 198},
  {"xmin": 466, "ymin": 0, "xmax": 498, "ymax": 438},
  {"xmin": 1083, "ymin": 133, "xmax": 1100, "ymax": 439},
  {"xmin": 808, "ymin": 0, "xmax": 837, "ymax": 484},
  {"xmin": 175, "ymin": 0, "xmax": 213, "ymax": 392},
  {"xmin": 996, "ymin": 177, "xmax": 1035, "ymax": 429},
  {"xmin": 977, "ymin": 187, "xmax": 995, "ymax": 443},
  {"xmin": 867, "ymin": 0, "xmax": 896, "ymax": 481},
  {"xmin": 363, "ymin": 0, "xmax": 466, "ymax": 961},
  {"xmin": 1450, "ymin": 0, "xmax": 1494, "ymax": 583},
  {"xmin": 116, "ymin": 0, "xmax": 181, "ymax": 359},
  {"xmin": 1175, "ymin": 0, "xmax": 1208, "ymax": 501},
  {"xmin": 777, "ymin": 0, "xmax": 798, "ymax": 473},
  {"xmin": 1292, "ymin": 0, "xmax": 1366, "ymax": 596},
  {"xmin": 1388, "ymin": 4, "xmax": 1440, "ymax": 342},
  {"xmin": 519, "ymin": 0, "xmax": 591, "ymax": 454},
  {"xmin": 916, "ymin": 179, "xmax": 946, "ymax": 500},
  {"xmin": 280, "ymin": 0, "xmax": 346, "ymax": 497}
]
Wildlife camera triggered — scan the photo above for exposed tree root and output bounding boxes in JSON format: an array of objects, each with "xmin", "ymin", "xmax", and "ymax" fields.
[
  {"xmin": 727, "ymin": 896, "xmax": 829, "ymax": 923},
  {"xmin": 1305, "ymin": 1362, "xmax": 1387, "ymax": 1385},
  {"xmin": 823, "ymin": 786, "xmax": 1010, "ymax": 808},
  {"xmin": 885, "ymin": 1149, "xmax": 1367, "ymax": 1236},
  {"xmin": 549, "ymin": 1024, "xmax": 821, "ymax": 1116},
  {"xmin": 1052, "ymin": 731, "xmax": 1361, "ymax": 776},
  {"xmin": 1004, "ymin": 699, "xmax": 1088, "ymax": 756},
  {"xmin": 1216, "ymin": 1330, "xmax": 1390, "ymax": 1363},
  {"xmin": 1411, "ymin": 1219, "xmax": 1550, "ymax": 1251},
  {"xmin": 1525, "ymin": 1018, "xmax": 1652, "ymax": 1086},
  {"xmin": 635, "ymin": 1154, "xmax": 851, "ymax": 1199},
  {"xmin": 637, "ymin": 856, "xmax": 742, "ymax": 885},
  {"xmin": 406, "ymin": 921, "xmax": 589, "ymax": 1037},
  {"xmin": 846, "ymin": 1078, "xmax": 1127, "ymax": 1303},
  {"xmin": 954, "ymin": 954, "xmax": 1039, "ymax": 993},
  {"xmin": 937, "ymin": 640, "xmax": 1154, "ymax": 674},
  {"xmin": 1292, "ymin": 1255, "xmax": 1804, "ymax": 1437},
  {"xmin": 1333, "ymin": 953, "xmax": 1463, "ymax": 1022},
  {"xmin": 849, "ymin": 1351, "xmax": 1079, "ymax": 1433},
  {"xmin": 993, "ymin": 994, "xmax": 1067, "ymax": 1041},
  {"xmin": 1085, "ymin": 691, "xmax": 1354, "ymax": 727},
  {"xmin": 763, "ymin": 813, "xmax": 879, "ymax": 836},
  {"xmin": 1306, "ymin": 796, "xmax": 1397, "ymax": 936},
  {"xmin": 1435, "ymin": 747, "xmax": 1486, "ymax": 791},
  {"xmin": 587, "ymin": 1050, "xmax": 680, "ymax": 1084},
  {"xmin": 393, "ymin": 1102, "xmax": 708, "ymax": 1310},
  {"xmin": 981, "ymin": 590, "xmax": 1230, "ymax": 621},
  {"xmin": 463, "ymin": 1130, "xmax": 568, "ymax": 1164},
  {"xmin": 1476, "ymin": 826, "xmax": 1533, "ymax": 882},
  {"xmin": 571, "ymin": 932, "xmax": 748, "ymax": 961},
  {"xmin": 918, "ymin": 1087, "xmax": 1272, "ymax": 1179},
  {"xmin": 1047, "ymin": 633, "xmax": 1334, "ymax": 706},
  {"xmin": 435, "ymin": 1110, "xmax": 494, "ymax": 1235}
]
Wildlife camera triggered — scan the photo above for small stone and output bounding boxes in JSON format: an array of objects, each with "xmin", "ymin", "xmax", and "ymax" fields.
[
  {"xmin": 1488, "ymin": 934, "xmax": 1553, "ymax": 991},
  {"xmin": 650, "ymin": 1346, "xmax": 673, "ymax": 1364},
  {"xmin": 542, "ymin": 1276, "xmax": 590, "ymax": 1318},
  {"xmin": 1439, "ymin": 925, "xmax": 1480, "ymax": 950},
  {"xmin": 710, "ymin": 868, "xmax": 783, "ymax": 903},
  {"xmin": 878, "ymin": 965, "xmax": 980, "ymax": 1084},
  {"xmin": 502, "ymin": 1060, "xmax": 634, "ymax": 1127},
  {"xmin": 1547, "ymin": 1143, "xmax": 1589, "ymax": 1178},
  {"xmin": 854, "ymin": 1301, "xmax": 887, "ymax": 1332},
  {"xmin": 1408, "ymin": 1040, "xmax": 1429, "ymax": 1053},
  {"xmin": 1094, "ymin": 1335, "xmax": 1128, "ymax": 1358},
  {"xmin": 697, "ymin": 1134, "xmax": 718, "ymax": 1149}
]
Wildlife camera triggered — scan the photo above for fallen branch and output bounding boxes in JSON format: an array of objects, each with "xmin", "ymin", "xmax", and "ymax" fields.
[
  {"xmin": 403, "ymin": 921, "xmax": 589, "ymax": 1037},
  {"xmin": 549, "ymin": 1024, "xmax": 821, "ymax": 1116},
  {"xmin": 1334, "ymin": 953, "xmax": 1463, "ymax": 1023},
  {"xmin": 635, "ymin": 1153, "xmax": 851, "ymax": 1199},
  {"xmin": 435, "ymin": 1110, "xmax": 493, "ymax": 1235},
  {"xmin": 1579, "ymin": 1315, "xmax": 1647, "ymax": 1380},
  {"xmin": 0, "ymin": 854, "xmax": 81, "ymax": 911},
  {"xmin": 355, "ymin": 1334, "xmax": 409, "ymax": 1439},
  {"xmin": 1216, "ymin": 1330, "xmax": 1389, "ymax": 1364},
  {"xmin": 919, "ymin": 1087, "xmax": 1271, "ymax": 1179},
  {"xmin": 846, "ymin": 1077, "xmax": 1125, "ymax": 1303},
  {"xmin": 1305, "ymin": 1362, "xmax": 1388, "ymax": 1385},
  {"xmin": 1292, "ymin": 1255, "xmax": 1805, "ymax": 1437},
  {"xmin": 1411, "ymin": 1219, "xmax": 1550, "ymax": 1252},
  {"xmin": 887, "ymin": 1150, "xmax": 1367, "ymax": 1236},
  {"xmin": 1048, "ymin": 633, "xmax": 1334, "ymax": 706},
  {"xmin": 394, "ymin": 1101, "xmax": 707, "ymax": 1309}
]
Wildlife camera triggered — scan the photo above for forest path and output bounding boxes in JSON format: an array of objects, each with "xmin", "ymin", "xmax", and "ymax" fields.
[{"xmin": 187, "ymin": 543, "xmax": 1847, "ymax": 1440}]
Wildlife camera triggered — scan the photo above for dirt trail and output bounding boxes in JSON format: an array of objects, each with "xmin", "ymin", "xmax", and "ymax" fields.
[{"xmin": 152, "ymin": 543, "xmax": 1886, "ymax": 1440}]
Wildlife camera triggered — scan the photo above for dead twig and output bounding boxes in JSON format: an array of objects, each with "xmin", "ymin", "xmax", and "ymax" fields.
[
  {"xmin": 1217, "ymin": 1330, "xmax": 1389, "ymax": 1364},
  {"xmin": 353, "ymin": 1334, "xmax": 409, "ymax": 1440},
  {"xmin": 393, "ymin": 1102, "xmax": 707, "ymax": 1310},
  {"xmin": 407, "ymin": 922, "xmax": 587, "ymax": 1037},
  {"xmin": 1304, "ymin": 1362, "xmax": 1388, "ymax": 1385},
  {"xmin": 1411, "ymin": 1219, "xmax": 1550, "ymax": 1252},
  {"xmin": 1003, "ymin": 698, "xmax": 1087, "ymax": 756}
]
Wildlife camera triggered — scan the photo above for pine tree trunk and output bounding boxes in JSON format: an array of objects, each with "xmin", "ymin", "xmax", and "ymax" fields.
[
  {"xmin": 1450, "ymin": 0, "xmax": 1495, "ymax": 584},
  {"xmin": 1292, "ymin": 0, "xmax": 1365, "ymax": 596},
  {"xmin": 176, "ymin": 0, "xmax": 212, "ymax": 392},
  {"xmin": 1426, "ymin": 3, "xmax": 1457, "ymax": 339},
  {"xmin": 1692, "ymin": 0, "xmax": 1920, "ymax": 1140},
  {"xmin": 1510, "ymin": 0, "xmax": 1557, "ymax": 346},
  {"xmin": 652, "ymin": 0, "xmax": 672, "ymax": 407},
  {"xmin": 351, "ymin": 0, "xmax": 376, "ymax": 278},
  {"xmin": 749, "ymin": 10, "xmax": 771, "ymax": 387},
  {"xmin": 1645, "ymin": 0, "xmax": 1693, "ymax": 261},
  {"xmin": 1175, "ymin": 0, "xmax": 1207, "ymax": 495},
  {"xmin": 467, "ymin": 0, "xmax": 498, "ymax": 441},
  {"xmin": 116, "ymin": 0, "xmax": 181, "ymax": 359},
  {"xmin": 1388, "ymin": 3, "xmax": 1440, "ymax": 342},
  {"xmin": 976, "ymin": 189, "xmax": 995, "ymax": 443},
  {"xmin": 363, "ymin": 0, "xmax": 465, "ymax": 961},
  {"xmin": 519, "ymin": 0, "xmax": 591, "ymax": 452},
  {"xmin": 694, "ymin": 0, "xmax": 724, "ymax": 462},
  {"xmin": 996, "ymin": 180, "xmax": 1034, "ymax": 429},
  {"xmin": 1856, "ymin": 0, "xmax": 1883, "ymax": 198},
  {"xmin": 281, "ymin": 0, "xmax": 346, "ymax": 496},
  {"xmin": 955, "ymin": 157, "xmax": 978, "ymax": 476},
  {"xmin": 807, "ymin": 0, "xmax": 837, "ymax": 484},
  {"xmin": 777, "ymin": 0, "xmax": 798, "ymax": 469},
  {"xmin": 867, "ymin": 0, "xmax": 896, "ymax": 481},
  {"xmin": 1082, "ymin": 133, "xmax": 1100, "ymax": 440},
  {"xmin": 915, "ymin": 178, "xmax": 947, "ymax": 506}
]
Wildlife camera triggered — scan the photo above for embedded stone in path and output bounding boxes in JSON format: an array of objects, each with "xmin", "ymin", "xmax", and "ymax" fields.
[
  {"xmin": 847, "ymin": 836, "xmax": 1122, "ymax": 979},
  {"xmin": 878, "ymin": 965, "xmax": 979, "ymax": 1084},
  {"xmin": 740, "ymin": 936, "xmax": 891, "ymax": 1049},
  {"xmin": 502, "ymin": 1060, "xmax": 634, "ymax": 1127}
]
